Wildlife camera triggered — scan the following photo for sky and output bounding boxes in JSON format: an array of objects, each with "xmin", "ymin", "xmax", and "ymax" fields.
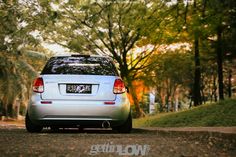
[{"xmin": 42, "ymin": 43, "xmax": 71, "ymax": 55}]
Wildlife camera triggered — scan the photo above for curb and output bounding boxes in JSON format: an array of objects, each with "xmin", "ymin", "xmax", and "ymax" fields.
[
  {"xmin": 137, "ymin": 127, "xmax": 236, "ymax": 134},
  {"xmin": 133, "ymin": 127, "xmax": 236, "ymax": 141}
]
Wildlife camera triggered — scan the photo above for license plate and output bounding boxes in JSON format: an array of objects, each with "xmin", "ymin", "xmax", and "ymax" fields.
[{"xmin": 66, "ymin": 84, "xmax": 92, "ymax": 94}]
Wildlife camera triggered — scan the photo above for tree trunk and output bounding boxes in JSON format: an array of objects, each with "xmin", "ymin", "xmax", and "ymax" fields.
[
  {"xmin": 216, "ymin": 26, "xmax": 224, "ymax": 100},
  {"xmin": 7, "ymin": 103, "xmax": 14, "ymax": 118},
  {"xmin": 212, "ymin": 75, "xmax": 218, "ymax": 102},
  {"xmin": 193, "ymin": 36, "xmax": 202, "ymax": 106},
  {"xmin": 166, "ymin": 80, "xmax": 171, "ymax": 112},
  {"xmin": 2, "ymin": 90, "xmax": 15, "ymax": 118},
  {"xmin": 129, "ymin": 83, "xmax": 145, "ymax": 118},
  {"xmin": 159, "ymin": 88, "xmax": 165, "ymax": 112},
  {"xmin": 121, "ymin": 63, "xmax": 145, "ymax": 118},
  {"xmin": 2, "ymin": 95, "xmax": 8, "ymax": 117},
  {"xmin": 228, "ymin": 69, "xmax": 232, "ymax": 98}
]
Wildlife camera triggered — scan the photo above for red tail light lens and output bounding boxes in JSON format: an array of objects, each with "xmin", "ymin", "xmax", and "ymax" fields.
[
  {"xmin": 33, "ymin": 77, "xmax": 44, "ymax": 93},
  {"xmin": 113, "ymin": 79, "xmax": 126, "ymax": 94},
  {"xmin": 104, "ymin": 101, "xmax": 115, "ymax": 105}
]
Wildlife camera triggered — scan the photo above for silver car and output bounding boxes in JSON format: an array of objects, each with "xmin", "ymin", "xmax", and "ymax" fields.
[{"xmin": 26, "ymin": 55, "xmax": 132, "ymax": 133}]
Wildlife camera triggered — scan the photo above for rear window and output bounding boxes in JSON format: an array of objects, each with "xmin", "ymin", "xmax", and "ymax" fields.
[{"xmin": 41, "ymin": 56, "xmax": 119, "ymax": 76}]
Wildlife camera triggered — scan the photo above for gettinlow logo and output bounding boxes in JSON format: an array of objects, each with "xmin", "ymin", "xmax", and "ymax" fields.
[{"xmin": 89, "ymin": 142, "xmax": 150, "ymax": 156}]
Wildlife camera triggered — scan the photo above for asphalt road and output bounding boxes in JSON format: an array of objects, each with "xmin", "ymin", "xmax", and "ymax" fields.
[{"xmin": 0, "ymin": 126, "xmax": 235, "ymax": 157}]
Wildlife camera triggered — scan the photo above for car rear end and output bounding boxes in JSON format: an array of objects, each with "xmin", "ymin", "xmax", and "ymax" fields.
[{"xmin": 26, "ymin": 55, "xmax": 131, "ymax": 132}]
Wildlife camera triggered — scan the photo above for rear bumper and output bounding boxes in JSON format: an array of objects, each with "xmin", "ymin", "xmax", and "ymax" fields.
[
  {"xmin": 28, "ymin": 93, "xmax": 130, "ymax": 127},
  {"xmin": 29, "ymin": 120, "xmax": 124, "ymax": 128}
]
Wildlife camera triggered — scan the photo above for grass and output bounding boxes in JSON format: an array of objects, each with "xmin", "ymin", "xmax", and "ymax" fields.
[{"xmin": 133, "ymin": 99, "xmax": 236, "ymax": 127}]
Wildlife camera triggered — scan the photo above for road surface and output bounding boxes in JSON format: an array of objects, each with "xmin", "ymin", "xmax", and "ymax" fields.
[{"xmin": 0, "ymin": 125, "xmax": 235, "ymax": 157}]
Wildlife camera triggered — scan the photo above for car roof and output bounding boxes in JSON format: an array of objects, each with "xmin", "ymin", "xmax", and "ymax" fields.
[{"xmin": 53, "ymin": 54, "xmax": 109, "ymax": 58}]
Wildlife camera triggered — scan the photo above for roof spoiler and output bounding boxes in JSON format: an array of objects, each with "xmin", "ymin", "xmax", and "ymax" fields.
[{"xmin": 71, "ymin": 54, "xmax": 90, "ymax": 58}]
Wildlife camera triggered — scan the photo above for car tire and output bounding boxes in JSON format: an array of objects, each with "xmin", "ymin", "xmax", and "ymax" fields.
[
  {"xmin": 114, "ymin": 112, "xmax": 132, "ymax": 133},
  {"xmin": 25, "ymin": 112, "xmax": 43, "ymax": 133}
]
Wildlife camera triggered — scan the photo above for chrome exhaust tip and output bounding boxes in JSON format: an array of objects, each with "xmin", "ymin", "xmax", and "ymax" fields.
[{"xmin": 102, "ymin": 120, "xmax": 111, "ymax": 128}]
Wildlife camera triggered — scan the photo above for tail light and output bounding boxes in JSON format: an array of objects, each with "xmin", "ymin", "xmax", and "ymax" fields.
[
  {"xmin": 113, "ymin": 79, "xmax": 126, "ymax": 94},
  {"xmin": 33, "ymin": 77, "xmax": 44, "ymax": 93}
]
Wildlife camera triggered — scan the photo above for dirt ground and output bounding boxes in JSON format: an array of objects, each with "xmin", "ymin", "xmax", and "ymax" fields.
[{"xmin": 0, "ymin": 124, "xmax": 235, "ymax": 157}]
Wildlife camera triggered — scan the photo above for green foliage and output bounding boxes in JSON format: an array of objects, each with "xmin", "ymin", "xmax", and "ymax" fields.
[
  {"xmin": 41, "ymin": 0, "xmax": 168, "ymax": 71},
  {"xmin": 142, "ymin": 49, "xmax": 194, "ymax": 111},
  {"xmin": 154, "ymin": 51, "xmax": 194, "ymax": 86},
  {"xmin": 134, "ymin": 99, "xmax": 236, "ymax": 127},
  {"xmin": 148, "ymin": 0, "xmax": 236, "ymax": 105},
  {"xmin": 0, "ymin": 50, "xmax": 47, "ymax": 117},
  {"xmin": 0, "ymin": 0, "xmax": 50, "ymax": 117}
]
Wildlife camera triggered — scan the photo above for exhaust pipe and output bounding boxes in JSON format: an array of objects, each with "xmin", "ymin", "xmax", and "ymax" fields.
[{"xmin": 102, "ymin": 120, "xmax": 111, "ymax": 128}]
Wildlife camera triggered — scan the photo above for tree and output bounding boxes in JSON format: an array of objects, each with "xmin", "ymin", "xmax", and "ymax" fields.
[
  {"xmin": 186, "ymin": 0, "xmax": 205, "ymax": 106},
  {"xmin": 206, "ymin": 0, "xmax": 236, "ymax": 100},
  {"xmin": 143, "ymin": 48, "xmax": 194, "ymax": 112},
  {"xmin": 169, "ymin": 0, "xmax": 236, "ymax": 104},
  {"xmin": 39, "ymin": 0, "xmax": 169, "ymax": 117},
  {"xmin": 0, "ymin": 0, "xmax": 48, "ymax": 117},
  {"xmin": 158, "ymin": 0, "xmax": 204, "ymax": 106}
]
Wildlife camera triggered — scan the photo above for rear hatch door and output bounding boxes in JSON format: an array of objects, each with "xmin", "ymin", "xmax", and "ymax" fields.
[{"xmin": 41, "ymin": 75, "xmax": 117, "ymax": 101}]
